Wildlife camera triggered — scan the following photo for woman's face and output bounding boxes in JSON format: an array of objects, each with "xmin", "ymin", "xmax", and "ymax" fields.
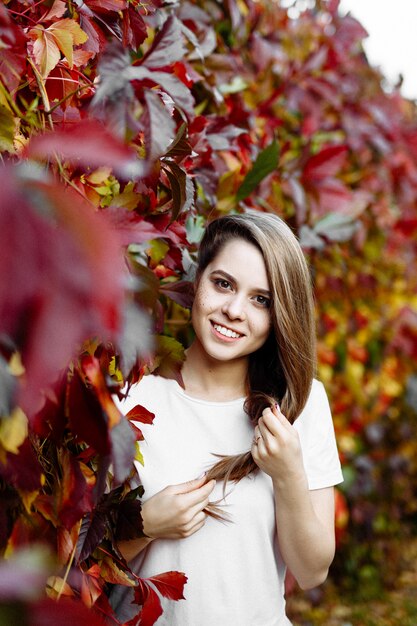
[{"xmin": 191, "ymin": 238, "xmax": 272, "ymax": 364}]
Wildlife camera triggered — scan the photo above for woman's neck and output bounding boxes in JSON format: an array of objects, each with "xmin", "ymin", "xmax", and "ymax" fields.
[{"xmin": 181, "ymin": 340, "xmax": 248, "ymax": 402}]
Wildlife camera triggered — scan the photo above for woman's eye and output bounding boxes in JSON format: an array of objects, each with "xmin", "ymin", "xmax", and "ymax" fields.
[
  {"xmin": 255, "ymin": 295, "xmax": 270, "ymax": 308},
  {"xmin": 214, "ymin": 278, "xmax": 231, "ymax": 290}
]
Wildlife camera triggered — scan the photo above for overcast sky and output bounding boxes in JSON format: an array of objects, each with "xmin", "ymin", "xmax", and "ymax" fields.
[{"xmin": 339, "ymin": 0, "xmax": 417, "ymax": 100}]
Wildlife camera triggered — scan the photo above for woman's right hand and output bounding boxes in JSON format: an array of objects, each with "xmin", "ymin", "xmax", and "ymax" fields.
[{"xmin": 142, "ymin": 475, "xmax": 216, "ymax": 540}]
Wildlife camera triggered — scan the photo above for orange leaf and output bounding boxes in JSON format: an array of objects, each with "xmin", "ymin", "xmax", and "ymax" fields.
[
  {"xmin": 57, "ymin": 524, "xmax": 79, "ymax": 565},
  {"xmin": 29, "ymin": 26, "xmax": 61, "ymax": 78},
  {"xmin": 50, "ymin": 18, "xmax": 89, "ymax": 45},
  {"xmin": 43, "ymin": 0, "xmax": 67, "ymax": 20},
  {"xmin": 49, "ymin": 19, "xmax": 88, "ymax": 69},
  {"xmin": 80, "ymin": 570, "xmax": 102, "ymax": 608},
  {"xmin": 48, "ymin": 27, "xmax": 74, "ymax": 67},
  {"xmin": 46, "ymin": 576, "xmax": 75, "ymax": 599}
]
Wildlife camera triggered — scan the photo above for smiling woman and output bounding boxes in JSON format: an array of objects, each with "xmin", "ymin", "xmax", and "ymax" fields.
[
  {"xmin": 190, "ymin": 238, "xmax": 272, "ymax": 366},
  {"xmin": 111, "ymin": 211, "xmax": 343, "ymax": 626}
]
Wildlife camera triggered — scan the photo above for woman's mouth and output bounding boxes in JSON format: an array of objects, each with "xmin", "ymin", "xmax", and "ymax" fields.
[{"xmin": 211, "ymin": 322, "xmax": 243, "ymax": 340}]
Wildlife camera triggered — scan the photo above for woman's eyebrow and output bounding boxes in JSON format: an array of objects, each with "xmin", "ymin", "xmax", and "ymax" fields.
[
  {"xmin": 210, "ymin": 269, "xmax": 271, "ymax": 296},
  {"xmin": 210, "ymin": 269, "xmax": 236, "ymax": 283}
]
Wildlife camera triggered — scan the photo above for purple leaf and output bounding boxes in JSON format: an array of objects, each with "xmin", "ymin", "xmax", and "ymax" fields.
[
  {"xmin": 143, "ymin": 90, "xmax": 176, "ymax": 160},
  {"xmin": 159, "ymin": 280, "xmax": 194, "ymax": 309},
  {"xmin": 162, "ymin": 161, "xmax": 195, "ymax": 220},
  {"xmin": 110, "ymin": 416, "xmax": 136, "ymax": 485},
  {"xmin": 142, "ymin": 15, "xmax": 187, "ymax": 69},
  {"xmin": 127, "ymin": 66, "xmax": 195, "ymax": 117},
  {"xmin": 75, "ymin": 509, "xmax": 108, "ymax": 564}
]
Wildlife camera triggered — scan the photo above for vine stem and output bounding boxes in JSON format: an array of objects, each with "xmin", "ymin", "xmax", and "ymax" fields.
[
  {"xmin": 56, "ymin": 519, "xmax": 82, "ymax": 601},
  {"xmin": 27, "ymin": 58, "xmax": 54, "ymax": 131}
]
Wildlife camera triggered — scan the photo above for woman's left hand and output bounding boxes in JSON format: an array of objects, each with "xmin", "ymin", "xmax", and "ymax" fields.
[{"xmin": 251, "ymin": 404, "xmax": 305, "ymax": 486}]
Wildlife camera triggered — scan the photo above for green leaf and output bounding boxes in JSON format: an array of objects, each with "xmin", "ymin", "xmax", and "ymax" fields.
[
  {"xmin": 236, "ymin": 139, "xmax": 279, "ymax": 201},
  {"xmin": 0, "ymin": 105, "xmax": 16, "ymax": 152}
]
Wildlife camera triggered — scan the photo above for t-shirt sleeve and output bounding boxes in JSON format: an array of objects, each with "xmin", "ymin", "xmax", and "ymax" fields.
[{"xmin": 293, "ymin": 379, "xmax": 344, "ymax": 490}]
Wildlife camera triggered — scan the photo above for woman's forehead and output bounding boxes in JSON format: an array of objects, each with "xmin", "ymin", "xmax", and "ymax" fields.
[{"xmin": 206, "ymin": 238, "xmax": 270, "ymax": 290}]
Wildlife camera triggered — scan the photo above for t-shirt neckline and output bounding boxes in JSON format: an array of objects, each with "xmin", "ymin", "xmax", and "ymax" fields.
[{"xmin": 173, "ymin": 380, "xmax": 246, "ymax": 407}]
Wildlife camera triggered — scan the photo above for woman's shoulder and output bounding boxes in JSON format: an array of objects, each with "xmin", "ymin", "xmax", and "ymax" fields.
[
  {"xmin": 307, "ymin": 378, "xmax": 328, "ymax": 405},
  {"xmin": 115, "ymin": 374, "xmax": 177, "ymax": 413},
  {"xmin": 294, "ymin": 378, "xmax": 332, "ymax": 430}
]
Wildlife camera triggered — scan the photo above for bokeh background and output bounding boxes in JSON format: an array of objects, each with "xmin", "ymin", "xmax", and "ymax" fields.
[{"xmin": 1, "ymin": 1, "xmax": 416, "ymax": 624}]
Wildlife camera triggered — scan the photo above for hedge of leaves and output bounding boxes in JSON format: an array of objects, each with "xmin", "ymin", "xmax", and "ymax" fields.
[{"xmin": 1, "ymin": 0, "xmax": 417, "ymax": 622}]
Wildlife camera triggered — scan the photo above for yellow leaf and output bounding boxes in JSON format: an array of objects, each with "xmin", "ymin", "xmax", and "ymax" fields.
[
  {"xmin": 46, "ymin": 576, "xmax": 75, "ymax": 599},
  {"xmin": 50, "ymin": 18, "xmax": 88, "ymax": 46},
  {"xmin": 0, "ymin": 407, "xmax": 28, "ymax": 454},
  {"xmin": 30, "ymin": 26, "xmax": 60, "ymax": 78},
  {"xmin": 109, "ymin": 356, "xmax": 124, "ymax": 383},
  {"xmin": 100, "ymin": 558, "xmax": 136, "ymax": 586},
  {"xmin": 86, "ymin": 167, "xmax": 113, "ymax": 185},
  {"xmin": 9, "ymin": 352, "xmax": 25, "ymax": 376},
  {"xmin": 18, "ymin": 489, "xmax": 40, "ymax": 514},
  {"xmin": 0, "ymin": 104, "xmax": 17, "ymax": 153},
  {"xmin": 135, "ymin": 441, "xmax": 144, "ymax": 466},
  {"xmin": 49, "ymin": 27, "xmax": 74, "ymax": 69}
]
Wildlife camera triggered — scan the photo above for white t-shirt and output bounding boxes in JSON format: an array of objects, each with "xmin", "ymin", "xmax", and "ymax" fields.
[{"xmin": 111, "ymin": 376, "xmax": 343, "ymax": 626}]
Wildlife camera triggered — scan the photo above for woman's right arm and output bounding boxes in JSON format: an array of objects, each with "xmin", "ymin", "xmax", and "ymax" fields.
[{"xmin": 117, "ymin": 475, "xmax": 216, "ymax": 563}]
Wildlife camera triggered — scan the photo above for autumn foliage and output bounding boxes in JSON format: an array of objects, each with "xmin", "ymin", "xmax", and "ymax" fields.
[{"xmin": 1, "ymin": 0, "xmax": 417, "ymax": 621}]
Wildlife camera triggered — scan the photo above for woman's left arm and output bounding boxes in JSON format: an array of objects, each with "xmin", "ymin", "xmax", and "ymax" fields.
[{"xmin": 252, "ymin": 405, "xmax": 336, "ymax": 590}]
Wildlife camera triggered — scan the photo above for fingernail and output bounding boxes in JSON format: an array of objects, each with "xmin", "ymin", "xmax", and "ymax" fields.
[{"xmin": 275, "ymin": 402, "xmax": 280, "ymax": 411}]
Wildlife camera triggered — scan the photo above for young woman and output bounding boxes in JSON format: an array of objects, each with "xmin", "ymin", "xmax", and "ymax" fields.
[{"xmin": 112, "ymin": 211, "xmax": 343, "ymax": 625}]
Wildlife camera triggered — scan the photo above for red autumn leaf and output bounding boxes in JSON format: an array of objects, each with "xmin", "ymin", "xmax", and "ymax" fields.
[
  {"xmin": 32, "ymin": 376, "xmax": 67, "ymax": 442},
  {"xmin": 126, "ymin": 405, "xmax": 155, "ymax": 425},
  {"xmin": 78, "ymin": 12, "xmax": 106, "ymax": 55},
  {"xmin": 81, "ymin": 355, "xmax": 122, "ymax": 429},
  {"xmin": 107, "ymin": 209, "xmax": 167, "ymax": 245},
  {"xmin": 159, "ymin": 280, "xmax": 194, "ymax": 309},
  {"xmin": 314, "ymin": 178, "xmax": 353, "ymax": 213},
  {"xmin": 147, "ymin": 571, "xmax": 187, "ymax": 601},
  {"xmin": 0, "ymin": 4, "xmax": 28, "ymax": 94},
  {"xmin": 26, "ymin": 119, "xmax": 147, "ymax": 180},
  {"xmin": 84, "ymin": 0, "xmax": 128, "ymax": 11},
  {"xmin": 30, "ymin": 597, "xmax": 107, "ymax": 626},
  {"xmin": 0, "ymin": 167, "xmax": 125, "ymax": 416},
  {"xmin": 45, "ymin": 64, "xmax": 94, "ymax": 112},
  {"xmin": 130, "ymin": 580, "xmax": 163, "ymax": 626},
  {"xmin": 302, "ymin": 145, "xmax": 349, "ymax": 182},
  {"xmin": 75, "ymin": 508, "xmax": 108, "ymax": 564},
  {"xmin": 141, "ymin": 15, "xmax": 187, "ymax": 69},
  {"xmin": 122, "ymin": 6, "xmax": 148, "ymax": 50},
  {"xmin": 58, "ymin": 450, "xmax": 95, "ymax": 529},
  {"xmin": 67, "ymin": 369, "xmax": 111, "ymax": 456},
  {"xmin": 129, "ymin": 66, "xmax": 195, "ymax": 117},
  {"xmin": 130, "ymin": 422, "xmax": 144, "ymax": 441},
  {"xmin": 0, "ymin": 438, "xmax": 42, "ymax": 492},
  {"xmin": 115, "ymin": 493, "xmax": 145, "ymax": 541},
  {"xmin": 128, "ymin": 572, "xmax": 187, "ymax": 626}
]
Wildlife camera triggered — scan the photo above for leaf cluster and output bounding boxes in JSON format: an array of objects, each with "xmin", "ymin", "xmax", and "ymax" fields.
[{"xmin": 1, "ymin": 0, "xmax": 417, "ymax": 618}]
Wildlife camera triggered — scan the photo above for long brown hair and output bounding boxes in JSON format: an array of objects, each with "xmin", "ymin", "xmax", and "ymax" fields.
[{"xmin": 197, "ymin": 211, "xmax": 316, "ymax": 486}]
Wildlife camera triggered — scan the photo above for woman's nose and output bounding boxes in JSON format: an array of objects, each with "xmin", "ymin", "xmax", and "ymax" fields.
[{"xmin": 221, "ymin": 294, "xmax": 246, "ymax": 320}]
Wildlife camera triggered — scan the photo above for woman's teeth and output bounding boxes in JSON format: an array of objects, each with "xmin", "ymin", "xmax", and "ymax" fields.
[{"xmin": 213, "ymin": 324, "xmax": 241, "ymax": 338}]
